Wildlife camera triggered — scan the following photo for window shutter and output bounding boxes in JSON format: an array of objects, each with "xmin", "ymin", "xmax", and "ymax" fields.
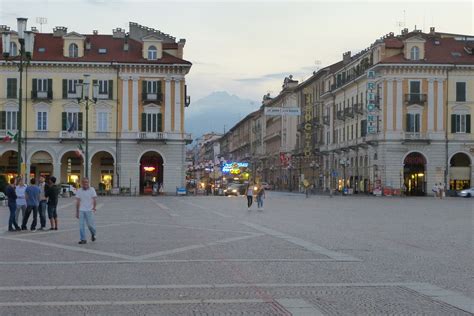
[
  {"xmin": 157, "ymin": 80, "xmax": 162, "ymax": 101},
  {"xmin": 141, "ymin": 113, "xmax": 146, "ymax": 132},
  {"xmin": 0, "ymin": 111, "xmax": 5, "ymax": 130},
  {"xmin": 406, "ymin": 114, "xmax": 411, "ymax": 132},
  {"xmin": 142, "ymin": 80, "xmax": 147, "ymax": 100},
  {"xmin": 108, "ymin": 80, "xmax": 113, "ymax": 99},
  {"xmin": 158, "ymin": 113, "xmax": 163, "ymax": 132},
  {"xmin": 62, "ymin": 112, "xmax": 67, "ymax": 130},
  {"xmin": 47, "ymin": 79, "xmax": 53, "ymax": 99},
  {"xmin": 466, "ymin": 115, "xmax": 471, "ymax": 134},
  {"xmin": 78, "ymin": 112, "xmax": 83, "ymax": 131},
  {"xmin": 451, "ymin": 114, "xmax": 456, "ymax": 133},
  {"xmin": 32, "ymin": 79, "xmax": 37, "ymax": 99},
  {"xmin": 62, "ymin": 79, "xmax": 68, "ymax": 99}
]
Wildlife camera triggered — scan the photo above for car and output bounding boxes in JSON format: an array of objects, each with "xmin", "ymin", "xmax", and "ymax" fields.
[
  {"xmin": 224, "ymin": 184, "xmax": 246, "ymax": 196},
  {"xmin": 0, "ymin": 192, "xmax": 5, "ymax": 201},
  {"xmin": 261, "ymin": 182, "xmax": 273, "ymax": 190},
  {"xmin": 457, "ymin": 187, "xmax": 474, "ymax": 197},
  {"xmin": 60, "ymin": 184, "xmax": 77, "ymax": 196}
]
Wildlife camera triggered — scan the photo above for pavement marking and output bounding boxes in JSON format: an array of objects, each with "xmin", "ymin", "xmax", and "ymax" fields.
[
  {"xmin": 277, "ymin": 298, "xmax": 325, "ymax": 316},
  {"xmin": 0, "ymin": 258, "xmax": 342, "ymax": 265},
  {"xmin": 129, "ymin": 221, "xmax": 257, "ymax": 235},
  {"xmin": 9, "ymin": 222, "xmax": 129, "ymax": 238},
  {"xmin": 177, "ymin": 199, "xmax": 233, "ymax": 218},
  {"xmin": 136, "ymin": 233, "xmax": 264, "ymax": 260},
  {"xmin": 404, "ymin": 282, "xmax": 474, "ymax": 313},
  {"xmin": 149, "ymin": 198, "xmax": 180, "ymax": 217},
  {"xmin": 242, "ymin": 221, "xmax": 362, "ymax": 262},
  {"xmin": 0, "ymin": 298, "xmax": 267, "ymax": 307}
]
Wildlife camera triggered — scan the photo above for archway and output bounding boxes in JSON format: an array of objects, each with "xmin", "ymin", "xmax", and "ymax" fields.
[
  {"xmin": 91, "ymin": 151, "xmax": 115, "ymax": 193},
  {"xmin": 139, "ymin": 151, "xmax": 164, "ymax": 195},
  {"xmin": 449, "ymin": 152, "xmax": 471, "ymax": 191},
  {"xmin": 30, "ymin": 151, "xmax": 54, "ymax": 180},
  {"xmin": 0, "ymin": 150, "xmax": 18, "ymax": 184},
  {"xmin": 403, "ymin": 152, "xmax": 427, "ymax": 196},
  {"xmin": 60, "ymin": 151, "xmax": 84, "ymax": 188}
]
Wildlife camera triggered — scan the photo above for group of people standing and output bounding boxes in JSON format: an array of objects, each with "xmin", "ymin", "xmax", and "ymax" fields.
[
  {"xmin": 245, "ymin": 183, "xmax": 266, "ymax": 211},
  {"xmin": 5, "ymin": 176, "xmax": 60, "ymax": 232},
  {"xmin": 432, "ymin": 183, "xmax": 447, "ymax": 199}
]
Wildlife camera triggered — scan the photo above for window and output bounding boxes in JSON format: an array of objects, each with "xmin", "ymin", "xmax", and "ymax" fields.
[
  {"xmin": 410, "ymin": 46, "xmax": 420, "ymax": 60},
  {"xmin": 409, "ymin": 81, "xmax": 421, "ymax": 102},
  {"xmin": 141, "ymin": 113, "xmax": 163, "ymax": 132},
  {"xmin": 406, "ymin": 113, "xmax": 421, "ymax": 133},
  {"xmin": 68, "ymin": 43, "xmax": 78, "ymax": 58},
  {"xmin": 10, "ymin": 42, "xmax": 17, "ymax": 56},
  {"xmin": 68, "ymin": 80, "xmax": 79, "ymax": 93},
  {"xmin": 62, "ymin": 112, "xmax": 83, "ymax": 131},
  {"xmin": 456, "ymin": 82, "xmax": 466, "ymax": 102},
  {"xmin": 37, "ymin": 79, "xmax": 48, "ymax": 92},
  {"xmin": 98, "ymin": 80, "xmax": 108, "ymax": 95},
  {"xmin": 37, "ymin": 112, "xmax": 47, "ymax": 131},
  {"xmin": 7, "ymin": 78, "xmax": 17, "ymax": 98},
  {"xmin": 147, "ymin": 81, "xmax": 158, "ymax": 93},
  {"xmin": 148, "ymin": 45, "xmax": 157, "ymax": 60},
  {"xmin": 6, "ymin": 111, "xmax": 18, "ymax": 130},
  {"xmin": 451, "ymin": 114, "xmax": 471, "ymax": 133},
  {"xmin": 97, "ymin": 112, "xmax": 108, "ymax": 132}
]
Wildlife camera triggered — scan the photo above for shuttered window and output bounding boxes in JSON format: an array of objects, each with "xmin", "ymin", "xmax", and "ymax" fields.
[
  {"xmin": 141, "ymin": 113, "xmax": 163, "ymax": 132},
  {"xmin": 451, "ymin": 114, "xmax": 471, "ymax": 133},
  {"xmin": 37, "ymin": 112, "xmax": 47, "ymax": 131},
  {"xmin": 7, "ymin": 78, "xmax": 17, "ymax": 99}
]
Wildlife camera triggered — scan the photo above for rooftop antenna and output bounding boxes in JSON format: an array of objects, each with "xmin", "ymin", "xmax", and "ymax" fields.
[
  {"xmin": 396, "ymin": 10, "xmax": 406, "ymax": 33},
  {"xmin": 36, "ymin": 17, "xmax": 47, "ymax": 32}
]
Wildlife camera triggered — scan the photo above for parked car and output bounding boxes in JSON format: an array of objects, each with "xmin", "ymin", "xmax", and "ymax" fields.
[
  {"xmin": 457, "ymin": 187, "xmax": 474, "ymax": 197},
  {"xmin": 61, "ymin": 184, "xmax": 77, "ymax": 196},
  {"xmin": 224, "ymin": 184, "xmax": 246, "ymax": 196},
  {"xmin": 261, "ymin": 182, "xmax": 273, "ymax": 190},
  {"xmin": 0, "ymin": 192, "xmax": 5, "ymax": 201}
]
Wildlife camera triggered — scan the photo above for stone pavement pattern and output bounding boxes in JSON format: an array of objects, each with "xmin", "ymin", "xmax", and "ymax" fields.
[{"xmin": 0, "ymin": 193, "xmax": 472, "ymax": 315}]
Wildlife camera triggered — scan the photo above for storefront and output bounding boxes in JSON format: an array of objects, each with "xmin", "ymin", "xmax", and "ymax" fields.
[
  {"xmin": 403, "ymin": 152, "xmax": 427, "ymax": 196},
  {"xmin": 449, "ymin": 152, "xmax": 471, "ymax": 191}
]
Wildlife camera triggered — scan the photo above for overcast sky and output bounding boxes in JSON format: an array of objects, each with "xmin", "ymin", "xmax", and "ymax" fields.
[{"xmin": 1, "ymin": 0, "xmax": 472, "ymax": 101}]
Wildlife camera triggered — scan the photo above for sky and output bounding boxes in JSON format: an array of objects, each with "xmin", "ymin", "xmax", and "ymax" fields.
[{"xmin": 0, "ymin": 0, "xmax": 473, "ymax": 103}]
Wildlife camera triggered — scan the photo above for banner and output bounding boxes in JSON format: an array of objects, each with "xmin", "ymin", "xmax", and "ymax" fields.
[{"xmin": 264, "ymin": 107, "xmax": 301, "ymax": 116}]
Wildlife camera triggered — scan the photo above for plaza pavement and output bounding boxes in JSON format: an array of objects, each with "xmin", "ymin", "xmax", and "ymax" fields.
[{"xmin": 0, "ymin": 192, "xmax": 472, "ymax": 315}]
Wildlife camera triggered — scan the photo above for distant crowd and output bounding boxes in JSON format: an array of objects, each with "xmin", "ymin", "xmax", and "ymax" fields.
[{"xmin": 5, "ymin": 176, "xmax": 60, "ymax": 232}]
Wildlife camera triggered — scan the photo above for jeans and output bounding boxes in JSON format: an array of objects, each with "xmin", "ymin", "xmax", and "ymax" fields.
[
  {"xmin": 39, "ymin": 200, "xmax": 47, "ymax": 228},
  {"xmin": 256, "ymin": 196, "xmax": 264, "ymax": 208},
  {"xmin": 8, "ymin": 202, "xmax": 19, "ymax": 230},
  {"xmin": 79, "ymin": 211, "xmax": 96, "ymax": 241},
  {"xmin": 48, "ymin": 204, "xmax": 58, "ymax": 219},
  {"xmin": 22, "ymin": 205, "xmax": 39, "ymax": 230},
  {"xmin": 15, "ymin": 205, "xmax": 26, "ymax": 226},
  {"xmin": 247, "ymin": 195, "xmax": 253, "ymax": 208}
]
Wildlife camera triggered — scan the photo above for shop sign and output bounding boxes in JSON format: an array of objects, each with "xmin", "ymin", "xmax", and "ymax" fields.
[
  {"xmin": 264, "ymin": 107, "xmax": 301, "ymax": 116},
  {"xmin": 303, "ymin": 94, "xmax": 313, "ymax": 157},
  {"xmin": 366, "ymin": 70, "xmax": 379, "ymax": 134},
  {"xmin": 222, "ymin": 162, "xmax": 249, "ymax": 174}
]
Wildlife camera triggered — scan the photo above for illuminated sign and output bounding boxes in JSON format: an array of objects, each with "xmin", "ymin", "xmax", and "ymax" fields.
[
  {"xmin": 303, "ymin": 93, "xmax": 313, "ymax": 157},
  {"xmin": 143, "ymin": 166, "xmax": 156, "ymax": 172},
  {"xmin": 222, "ymin": 162, "xmax": 249, "ymax": 174}
]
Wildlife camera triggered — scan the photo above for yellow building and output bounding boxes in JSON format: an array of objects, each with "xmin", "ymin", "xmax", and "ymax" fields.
[{"xmin": 0, "ymin": 22, "xmax": 192, "ymax": 193}]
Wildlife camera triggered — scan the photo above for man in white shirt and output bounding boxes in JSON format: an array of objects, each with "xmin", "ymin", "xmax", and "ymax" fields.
[
  {"xmin": 15, "ymin": 177, "xmax": 27, "ymax": 229},
  {"xmin": 75, "ymin": 178, "xmax": 97, "ymax": 244}
]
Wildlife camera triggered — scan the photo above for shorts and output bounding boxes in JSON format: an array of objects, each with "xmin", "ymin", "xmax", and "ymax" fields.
[{"xmin": 47, "ymin": 205, "xmax": 58, "ymax": 219}]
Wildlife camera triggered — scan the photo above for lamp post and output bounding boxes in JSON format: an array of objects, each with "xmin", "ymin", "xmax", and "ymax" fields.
[
  {"xmin": 2, "ymin": 18, "xmax": 34, "ymax": 178},
  {"xmin": 76, "ymin": 74, "xmax": 98, "ymax": 180},
  {"xmin": 287, "ymin": 163, "xmax": 294, "ymax": 192},
  {"xmin": 309, "ymin": 160, "xmax": 319, "ymax": 193},
  {"xmin": 340, "ymin": 157, "xmax": 349, "ymax": 194}
]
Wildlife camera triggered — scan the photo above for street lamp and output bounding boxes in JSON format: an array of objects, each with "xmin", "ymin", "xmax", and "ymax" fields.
[
  {"xmin": 309, "ymin": 160, "xmax": 319, "ymax": 192},
  {"xmin": 76, "ymin": 74, "xmax": 98, "ymax": 179},
  {"xmin": 340, "ymin": 157, "xmax": 350, "ymax": 193},
  {"xmin": 2, "ymin": 18, "xmax": 34, "ymax": 178},
  {"xmin": 287, "ymin": 163, "xmax": 294, "ymax": 192}
]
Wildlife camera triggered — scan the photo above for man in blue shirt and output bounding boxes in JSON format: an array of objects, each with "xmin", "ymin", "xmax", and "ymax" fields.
[
  {"xmin": 6, "ymin": 178, "xmax": 20, "ymax": 231},
  {"xmin": 22, "ymin": 178, "xmax": 41, "ymax": 232}
]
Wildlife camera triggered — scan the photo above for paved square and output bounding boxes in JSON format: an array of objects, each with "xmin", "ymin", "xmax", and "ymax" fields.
[{"xmin": 0, "ymin": 193, "xmax": 472, "ymax": 315}]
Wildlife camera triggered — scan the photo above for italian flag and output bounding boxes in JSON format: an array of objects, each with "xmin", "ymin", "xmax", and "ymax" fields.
[
  {"xmin": 75, "ymin": 143, "xmax": 84, "ymax": 157},
  {"xmin": 2, "ymin": 131, "xmax": 17, "ymax": 143}
]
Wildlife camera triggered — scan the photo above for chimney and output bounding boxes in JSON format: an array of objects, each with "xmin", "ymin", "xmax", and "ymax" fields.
[
  {"xmin": 93, "ymin": 30, "xmax": 98, "ymax": 35},
  {"xmin": 429, "ymin": 27, "xmax": 436, "ymax": 35},
  {"xmin": 53, "ymin": 26, "xmax": 68, "ymax": 37},
  {"xmin": 30, "ymin": 26, "xmax": 38, "ymax": 33},
  {"xmin": 112, "ymin": 27, "xmax": 125, "ymax": 38},
  {"xmin": 401, "ymin": 28, "xmax": 408, "ymax": 35},
  {"xmin": 343, "ymin": 51, "xmax": 351, "ymax": 65},
  {"xmin": 123, "ymin": 34, "xmax": 129, "ymax": 51},
  {"xmin": 0, "ymin": 25, "xmax": 10, "ymax": 33},
  {"xmin": 177, "ymin": 38, "xmax": 186, "ymax": 59}
]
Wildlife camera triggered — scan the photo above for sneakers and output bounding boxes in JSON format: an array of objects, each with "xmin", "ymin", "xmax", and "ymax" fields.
[
  {"xmin": 38, "ymin": 227, "xmax": 44, "ymax": 231},
  {"xmin": 30, "ymin": 229, "xmax": 36, "ymax": 232},
  {"xmin": 78, "ymin": 240, "xmax": 87, "ymax": 244},
  {"xmin": 91, "ymin": 234, "xmax": 96, "ymax": 242}
]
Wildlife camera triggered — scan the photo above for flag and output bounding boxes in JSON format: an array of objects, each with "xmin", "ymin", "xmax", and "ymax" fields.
[
  {"xmin": 2, "ymin": 131, "xmax": 17, "ymax": 143},
  {"xmin": 67, "ymin": 117, "xmax": 76, "ymax": 132},
  {"xmin": 75, "ymin": 143, "xmax": 84, "ymax": 157}
]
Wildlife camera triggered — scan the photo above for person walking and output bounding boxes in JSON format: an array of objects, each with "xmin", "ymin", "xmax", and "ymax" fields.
[
  {"xmin": 45, "ymin": 176, "xmax": 60, "ymax": 230},
  {"xmin": 22, "ymin": 178, "xmax": 41, "ymax": 231},
  {"xmin": 75, "ymin": 178, "xmax": 97, "ymax": 244},
  {"xmin": 6, "ymin": 178, "xmax": 20, "ymax": 232},
  {"xmin": 256, "ymin": 185, "xmax": 265, "ymax": 211},
  {"xmin": 15, "ymin": 177, "xmax": 27, "ymax": 229},
  {"xmin": 246, "ymin": 183, "xmax": 254, "ymax": 210},
  {"xmin": 432, "ymin": 183, "xmax": 438, "ymax": 198},
  {"xmin": 38, "ymin": 176, "xmax": 48, "ymax": 230}
]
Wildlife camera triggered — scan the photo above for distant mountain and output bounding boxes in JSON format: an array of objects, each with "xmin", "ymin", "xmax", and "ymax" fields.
[{"xmin": 185, "ymin": 91, "xmax": 258, "ymax": 140}]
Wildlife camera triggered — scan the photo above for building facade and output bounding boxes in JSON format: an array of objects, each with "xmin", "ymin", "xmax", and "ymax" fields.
[{"xmin": 0, "ymin": 22, "xmax": 192, "ymax": 194}]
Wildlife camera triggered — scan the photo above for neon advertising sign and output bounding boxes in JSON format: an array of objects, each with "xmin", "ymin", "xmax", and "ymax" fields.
[{"xmin": 222, "ymin": 162, "xmax": 249, "ymax": 174}]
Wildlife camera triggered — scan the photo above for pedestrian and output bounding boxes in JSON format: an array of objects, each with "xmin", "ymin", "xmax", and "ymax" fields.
[
  {"xmin": 15, "ymin": 177, "xmax": 27, "ymax": 228},
  {"xmin": 22, "ymin": 178, "xmax": 41, "ymax": 232},
  {"xmin": 256, "ymin": 185, "xmax": 265, "ymax": 211},
  {"xmin": 38, "ymin": 176, "xmax": 48, "ymax": 230},
  {"xmin": 439, "ymin": 183, "xmax": 445, "ymax": 199},
  {"xmin": 45, "ymin": 176, "xmax": 60, "ymax": 230},
  {"xmin": 246, "ymin": 183, "xmax": 254, "ymax": 210},
  {"xmin": 6, "ymin": 178, "xmax": 21, "ymax": 232},
  {"xmin": 75, "ymin": 177, "xmax": 97, "ymax": 244},
  {"xmin": 432, "ymin": 183, "xmax": 438, "ymax": 198}
]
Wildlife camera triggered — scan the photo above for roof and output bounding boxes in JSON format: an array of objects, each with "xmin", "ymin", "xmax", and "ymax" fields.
[
  {"xmin": 380, "ymin": 37, "xmax": 474, "ymax": 65},
  {"xmin": 0, "ymin": 33, "xmax": 192, "ymax": 65}
]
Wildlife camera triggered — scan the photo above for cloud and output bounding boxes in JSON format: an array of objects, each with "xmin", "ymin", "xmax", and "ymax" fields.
[{"xmin": 233, "ymin": 65, "xmax": 320, "ymax": 83}]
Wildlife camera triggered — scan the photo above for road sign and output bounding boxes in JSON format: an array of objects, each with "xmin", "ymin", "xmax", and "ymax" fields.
[{"xmin": 264, "ymin": 107, "xmax": 301, "ymax": 116}]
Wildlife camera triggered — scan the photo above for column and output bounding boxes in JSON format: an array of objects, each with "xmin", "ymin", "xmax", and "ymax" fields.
[
  {"xmin": 132, "ymin": 77, "xmax": 139, "ymax": 132},
  {"xmin": 436, "ymin": 79, "xmax": 444, "ymax": 131},
  {"xmin": 121, "ymin": 76, "xmax": 129, "ymax": 132},
  {"xmin": 164, "ymin": 78, "xmax": 172, "ymax": 132},
  {"xmin": 386, "ymin": 79, "xmax": 394, "ymax": 131},
  {"xmin": 174, "ymin": 79, "xmax": 182, "ymax": 132},
  {"xmin": 428, "ymin": 79, "xmax": 435, "ymax": 131},
  {"xmin": 396, "ymin": 79, "xmax": 403, "ymax": 131},
  {"xmin": 53, "ymin": 162, "xmax": 61, "ymax": 179}
]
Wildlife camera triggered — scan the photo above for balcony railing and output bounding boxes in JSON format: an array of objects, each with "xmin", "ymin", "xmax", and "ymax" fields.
[
  {"xmin": 404, "ymin": 132, "xmax": 427, "ymax": 140},
  {"xmin": 138, "ymin": 132, "xmax": 192, "ymax": 142},
  {"xmin": 354, "ymin": 103, "xmax": 364, "ymax": 114},
  {"xmin": 31, "ymin": 90, "xmax": 52, "ymax": 100},
  {"xmin": 323, "ymin": 115, "xmax": 330, "ymax": 125},
  {"xmin": 344, "ymin": 107, "xmax": 354, "ymax": 118},
  {"xmin": 336, "ymin": 110, "xmax": 345, "ymax": 121},
  {"xmin": 59, "ymin": 131, "xmax": 84, "ymax": 139},
  {"xmin": 142, "ymin": 92, "xmax": 163, "ymax": 103},
  {"xmin": 404, "ymin": 94, "xmax": 427, "ymax": 105}
]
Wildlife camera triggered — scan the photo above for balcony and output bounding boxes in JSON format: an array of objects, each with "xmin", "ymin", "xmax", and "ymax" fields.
[
  {"xmin": 31, "ymin": 90, "xmax": 52, "ymax": 100},
  {"xmin": 323, "ymin": 115, "xmax": 330, "ymax": 125},
  {"xmin": 336, "ymin": 110, "xmax": 345, "ymax": 121},
  {"xmin": 142, "ymin": 92, "xmax": 163, "ymax": 104},
  {"xmin": 404, "ymin": 94, "xmax": 427, "ymax": 105},
  {"xmin": 137, "ymin": 132, "xmax": 192, "ymax": 143},
  {"xmin": 403, "ymin": 132, "xmax": 430, "ymax": 144},
  {"xmin": 59, "ymin": 131, "xmax": 84, "ymax": 139},
  {"xmin": 263, "ymin": 131, "xmax": 281, "ymax": 142},
  {"xmin": 344, "ymin": 107, "xmax": 354, "ymax": 118},
  {"xmin": 354, "ymin": 103, "xmax": 364, "ymax": 115}
]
